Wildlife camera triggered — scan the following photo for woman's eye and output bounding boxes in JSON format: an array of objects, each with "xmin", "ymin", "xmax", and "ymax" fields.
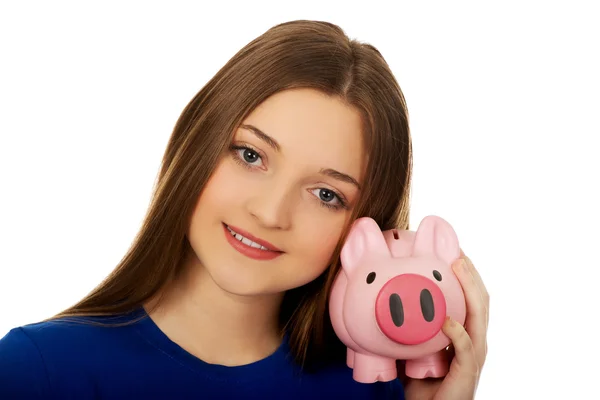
[
  {"xmin": 310, "ymin": 188, "xmax": 346, "ymax": 210},
  {"xmin": 235, "ymin": 147, "xmax": 263, "ymax": 167},
  {"xmin": 317, "ymin": 188, "xmax": 338, "ymax": 203}
]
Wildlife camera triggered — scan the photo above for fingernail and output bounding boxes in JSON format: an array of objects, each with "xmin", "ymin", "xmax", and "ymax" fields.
[
  {"xmin": 452, "ymin": 259, "xmax": 465, "ymax": 273},
  {"xmin": 444, "ymin": 316, "xmax": 454, "ymax": 327}
]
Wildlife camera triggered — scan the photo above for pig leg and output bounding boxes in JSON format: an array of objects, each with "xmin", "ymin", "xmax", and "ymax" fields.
[
  {"xmin": 405, "ymin": 350, "xmax": 448, "ymax": 379},
  {"xmin": 351, "ymin": 352, "xmax": 397, "ymax": 383},
  {"xmin": 347, "ymin": 348, "xmax": 355, "ymax": 368}
]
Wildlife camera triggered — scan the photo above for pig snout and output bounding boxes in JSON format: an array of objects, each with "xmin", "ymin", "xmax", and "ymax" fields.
[{"xmin": 375, "ymin": 274, "xmax": 446, "ymax": 345}]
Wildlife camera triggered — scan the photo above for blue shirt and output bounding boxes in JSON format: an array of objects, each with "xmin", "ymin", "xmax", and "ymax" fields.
[{"xmin": 0, "ymin": 307, "xmax": 404, "ymax": 399}]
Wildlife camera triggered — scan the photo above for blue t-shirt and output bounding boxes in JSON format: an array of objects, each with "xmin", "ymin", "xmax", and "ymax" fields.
[{"xmin": 0, "ymin": 307, "xmax": 404, "ymax": 399}]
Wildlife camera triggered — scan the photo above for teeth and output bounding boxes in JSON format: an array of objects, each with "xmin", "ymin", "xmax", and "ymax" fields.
[{"xmin": 227, "ymin": 226, "xmax": 270, "ymax": 251}]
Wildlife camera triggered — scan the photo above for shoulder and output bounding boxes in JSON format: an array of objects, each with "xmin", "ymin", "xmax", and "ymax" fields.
[
  {"xmin": 0, "ymin": 325, "xmax": 52, "ymax": 397},
  {"xmin": 0, "ymin": 313, "xmax": 141, "ymax": 398},
  {"xmin": 9, "ymin": 314, "xmax": 132, "ymax": 349}
]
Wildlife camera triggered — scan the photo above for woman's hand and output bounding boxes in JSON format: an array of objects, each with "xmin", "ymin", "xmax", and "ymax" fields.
[{"xmin": 400, "ymin": 251, "xmax": 489, "ymax": 400}]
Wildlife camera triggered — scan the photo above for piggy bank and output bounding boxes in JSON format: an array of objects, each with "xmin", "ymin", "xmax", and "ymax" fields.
[{"xmin": 329, "ymin": 215, "xmax": 467, "ymax": 383}]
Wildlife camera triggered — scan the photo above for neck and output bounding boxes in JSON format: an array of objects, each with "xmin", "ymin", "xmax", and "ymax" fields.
[{"xmin": 144, "ymin": 254, "xmax": 285, "ymax": 366}]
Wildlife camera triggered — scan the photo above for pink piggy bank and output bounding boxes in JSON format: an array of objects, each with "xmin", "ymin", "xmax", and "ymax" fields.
[{"xmin": 329, "ymin": 215, "xmax": 467, "ymax": 383}]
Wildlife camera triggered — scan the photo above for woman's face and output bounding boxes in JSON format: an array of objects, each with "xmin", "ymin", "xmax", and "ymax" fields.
[{"xmin": 187, "ymin": 88, "xmax": 365, "ymax": 296}]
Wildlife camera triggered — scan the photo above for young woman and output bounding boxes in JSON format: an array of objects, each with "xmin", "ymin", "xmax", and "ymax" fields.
[{"xmin": 0, "ymin": 20, "xmax": 489, "ymax": 399}]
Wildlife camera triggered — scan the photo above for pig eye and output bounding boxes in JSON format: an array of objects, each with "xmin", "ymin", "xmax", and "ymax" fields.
[
  {"xmin": 366, "ymin": 272, "xmax": 376, "ymax": 284},
  {"xmin": 433, "ymin": 270, "xmax": 442, "ymax": 281}
]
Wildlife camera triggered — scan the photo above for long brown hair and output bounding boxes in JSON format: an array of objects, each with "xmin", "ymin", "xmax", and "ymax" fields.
[{"xmin": 48, "ymin": 20, "xmax": 412, "ymax": 371}]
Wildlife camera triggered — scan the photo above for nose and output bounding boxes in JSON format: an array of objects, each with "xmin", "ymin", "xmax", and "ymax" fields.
[
  {"xmin": 375, "ymin": 273, "xmax": 446, "ymax": 345},
  {"xmin": 246, "ymin": 183, "xmax": 292, "ymax": 230}
]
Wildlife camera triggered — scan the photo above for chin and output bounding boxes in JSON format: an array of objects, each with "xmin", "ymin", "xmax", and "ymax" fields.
[
  {"xmin": 209, "ymin": 269, "xmax": 288, "ymax": 297},
  {"xmin": 204, "ymin": 257, "xmax": 317, "ymax": 298}
]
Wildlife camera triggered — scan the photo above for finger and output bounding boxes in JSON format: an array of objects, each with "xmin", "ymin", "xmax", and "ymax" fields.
[
  {"xmin": 452, "ymin": 258, "xmax": 488, "ymax": 367},
  {"xmin": 460, "ymin": 253, "xmax": 490, "ymax": 363},
  {"xmin": 460, "ymin": 255, "xmax": 489, "ymax": 370},
  {"xmin": 460, "ymin": 250, "xmax": 490, "ymax": 312},
  {"xmin": 458, "ymin": 250, "xmax": 489, "ymax": 327},
  {"xmin": 442, "ymin": 316, "xmax": 479, "ymax": 378}
]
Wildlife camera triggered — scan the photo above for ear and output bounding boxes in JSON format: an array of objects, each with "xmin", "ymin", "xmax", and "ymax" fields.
[
  {"xmin": 340, "ymin": 217, "xmax": 390, "ymax": 275},
  {"xmin": 412, "ymin": 216, "xmax": 460, "ymax": 265}
]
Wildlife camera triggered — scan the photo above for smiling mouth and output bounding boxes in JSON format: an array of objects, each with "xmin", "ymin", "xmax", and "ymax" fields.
[{"xmin": 224, "ymin": 224, "xmax": 282, "ymax": 252}]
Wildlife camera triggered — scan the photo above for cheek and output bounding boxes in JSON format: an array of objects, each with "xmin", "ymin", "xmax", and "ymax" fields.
[
  {"xmin": 296, "ymin": 218, "xmax": 345, "ymax": 270},
  {"xmin": 188, "ymin": 161, "xmax": 243, "ymax": 242},
  {"xmin": 196, "ymin": 160, "xmax": 244, "ymax": 209}
]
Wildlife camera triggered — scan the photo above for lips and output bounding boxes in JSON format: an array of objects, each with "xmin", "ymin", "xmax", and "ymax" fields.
[
  {"xmin": 223, "ymin": 223, "xmax": 282, "ymax": 252},
  {"xmin": 223, "ymin": 223, "xmax": 283, "ymax": 261}
]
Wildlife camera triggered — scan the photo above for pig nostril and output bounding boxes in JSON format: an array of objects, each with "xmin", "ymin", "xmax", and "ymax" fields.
[
  {"xmin": 366, "ymin": 272, "xmax": 376, "ymax": 284},
  {"xmin": 420, "ymin": 289, "xmax": 435, "ymax": 322},
  {"xmin": 389, "ymin": 294, "xmax": 404, "ymax": 327},
  {"xmin": 433, "ymin": 270, "xmax": 442, "ymax": 281}
]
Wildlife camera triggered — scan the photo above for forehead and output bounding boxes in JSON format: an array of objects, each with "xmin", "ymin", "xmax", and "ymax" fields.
[{"xmin": 240, "ymin": 88, "xmax": 365, "ymax": 179}]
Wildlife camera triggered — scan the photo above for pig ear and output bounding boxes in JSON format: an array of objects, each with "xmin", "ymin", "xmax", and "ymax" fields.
[
  {"xmin": 412, "ymin": 216, "xmax": 460, "ymax": 265},
  {"xmin": 340, "ymin": 217, "xmax": 389, "ymax": 275}
]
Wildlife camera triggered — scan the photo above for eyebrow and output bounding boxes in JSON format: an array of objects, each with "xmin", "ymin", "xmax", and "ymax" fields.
[
  {"xmin": 239, "ymin": 124, "xmax": 361, "ymax": 189},
  {"xmin": 240, "ymin": 124, "xmax": 280, "ymax": 152},
  {"xmin": 320, "ymin": 168, "xmax": 361, "ymax": 190}
]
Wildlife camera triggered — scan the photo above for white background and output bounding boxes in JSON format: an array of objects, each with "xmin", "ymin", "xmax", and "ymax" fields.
[{"xmin": 1, "ymin": 1, "xmax": 598, "ymax": 398}]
